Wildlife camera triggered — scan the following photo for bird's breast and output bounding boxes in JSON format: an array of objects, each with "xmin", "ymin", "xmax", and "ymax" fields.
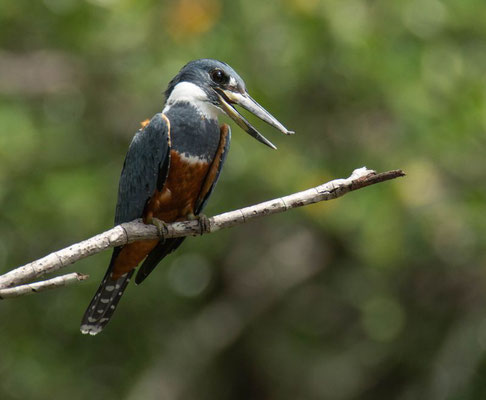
[
  {"xmin": 144, "ymin": 150, "xmax": 210, "ymax": 223},
  {"xmin": 144, "ymin": 102, "xmax": 221, "ymax": 222}
]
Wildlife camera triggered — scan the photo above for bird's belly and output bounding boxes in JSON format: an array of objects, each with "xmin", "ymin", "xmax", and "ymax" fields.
[{"xmin": 144, "ymin": 149, "xmax": 210, "ymax": 222}]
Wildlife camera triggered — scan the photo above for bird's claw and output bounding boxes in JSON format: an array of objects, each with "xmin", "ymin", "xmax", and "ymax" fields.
[
  {"xmin": 151, "ymin": 218, "xmax": 168, "ymax": 241},
  {"xmin": 198, "ymin": 214, "xmax": 211, "ymax": 234},
  {"xmin": 188, "ymin": 213, "xmax": 211, "ymax": 235}
]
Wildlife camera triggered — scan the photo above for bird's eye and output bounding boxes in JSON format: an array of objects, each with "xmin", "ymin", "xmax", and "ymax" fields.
[{"xmin": 210, "ymin": 69, "xmax": 229, "ymax": 85}]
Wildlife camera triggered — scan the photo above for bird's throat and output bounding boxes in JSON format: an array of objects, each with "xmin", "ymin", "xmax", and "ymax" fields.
[{"xmin": 163, "ymin": 81, "xmax": 220, "ymax": 121}]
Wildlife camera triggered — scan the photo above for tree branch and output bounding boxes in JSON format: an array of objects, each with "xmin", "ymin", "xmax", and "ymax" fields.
[
  {"xmin": 0, "ymin": 273, "xmax": 89, "ymax": 299},
  {"xmin": 0, "ymin": 167, "xmax": 405, "ymax": 293}
]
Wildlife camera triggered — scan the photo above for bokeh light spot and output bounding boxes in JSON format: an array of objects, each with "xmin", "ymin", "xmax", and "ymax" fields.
[
  {"xmin": 166, "ymin": 0, "xmax": 221, "ymax": 40},
  {"xmin": 285, "ymin": 0, "xmax": 319, "ymax": 15},
  {"xmin": 403, "ymin": 0, "xmax": 448, "ymax": 38},
  {"xmin": 324, "ymin": 0, "xmax": 370, "ymax": 46},
  {"xmin": 168, "ymin": 253, "xmax": 212, "ymax": 297},
  {"xmin": 362, "ymin": 296, "xmax": 405, "ymax": 342}
]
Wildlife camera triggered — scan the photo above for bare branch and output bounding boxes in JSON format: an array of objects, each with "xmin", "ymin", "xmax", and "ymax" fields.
[
  {"xmin": 0, "ymin": 167, "xmax": 405, "ymax": 292},
  {"xmin": 0, "ymin": 273, "xmax": 89, "ymax": 299}
]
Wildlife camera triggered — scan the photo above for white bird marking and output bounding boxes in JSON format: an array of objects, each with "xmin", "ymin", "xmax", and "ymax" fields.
[
  {"xmin": 80, "ymin": 324, "xmax": 103, "ymax": 335},
  {"xmin": 163, "ymin": 82, "xmax": 221, "ymax": 120},
  {"xmin": 179, "ymin": 152, "xmax": 207, "ymax": 165}
]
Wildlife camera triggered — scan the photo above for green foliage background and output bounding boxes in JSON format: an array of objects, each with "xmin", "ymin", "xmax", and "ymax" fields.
[{"xmin": 1, "ymin": 0, "xmax": 486, "ymax": 399}]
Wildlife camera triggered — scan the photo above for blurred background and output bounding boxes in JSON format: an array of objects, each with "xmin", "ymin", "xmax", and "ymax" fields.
[{"xmin": 1, "ymin": 0, "xmax": 486, "ymax": 399}]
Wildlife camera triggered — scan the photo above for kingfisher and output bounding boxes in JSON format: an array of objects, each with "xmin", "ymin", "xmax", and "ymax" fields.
[{"xmin": 80, "ymin": 59, "xmax": 293, "ymax": 335}]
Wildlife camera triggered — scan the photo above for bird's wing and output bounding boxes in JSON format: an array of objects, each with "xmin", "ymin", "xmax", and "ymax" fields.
[
  {"xmin": 80, "ymin": 113, "xmax": 170, "ymax": 335},
  {"xmin": 134, "ymin": 124, "xmax": 231, "ymax": 285},
  {"xmin": 195, "ymin": 124, "xmax": 231, "ymax": 214},
  {"xmin": 115, "ymin": 113, "xmax": 171, "ymax": 225}
]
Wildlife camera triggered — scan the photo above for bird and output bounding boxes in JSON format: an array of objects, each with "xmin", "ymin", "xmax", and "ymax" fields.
[{"xmin": 80, "ymin": 59, "xmax": 293, "ymax": 335}]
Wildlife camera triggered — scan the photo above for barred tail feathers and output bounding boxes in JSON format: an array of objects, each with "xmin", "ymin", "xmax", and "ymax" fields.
[{"xmin": 80, "ymin": 265, "xmax": 134, "ymax": 335}]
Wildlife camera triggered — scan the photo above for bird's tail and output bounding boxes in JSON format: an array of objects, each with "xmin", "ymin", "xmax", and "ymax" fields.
[{"xmin": 80, "ymin": 251, "xmax": 134, "ymax": 335}]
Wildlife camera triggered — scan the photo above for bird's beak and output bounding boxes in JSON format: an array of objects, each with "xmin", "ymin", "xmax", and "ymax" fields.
[{"xmin": 216, "ymin": 89, "xmax": 294, "ymax": 150}]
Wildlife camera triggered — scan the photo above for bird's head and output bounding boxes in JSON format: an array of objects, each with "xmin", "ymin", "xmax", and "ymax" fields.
[{"xmin": 165, "ymin": 59, "xmax": 294, "ymax": 149}]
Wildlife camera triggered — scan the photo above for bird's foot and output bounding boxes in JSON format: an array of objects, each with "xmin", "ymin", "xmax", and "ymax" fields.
[
  {"xmin": 150, "ymin": 218, "xmax": 168, "ymax": 241},
  {"xmin": 187, "ymin": 213, "xmax": 211, "ymax": 235}
]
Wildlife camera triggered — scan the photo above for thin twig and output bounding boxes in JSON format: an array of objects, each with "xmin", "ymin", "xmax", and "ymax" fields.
[
  {"xmin": 0, "ymin": 167, "xmax": 405, "ymax": 292},
  {"xmin": 0, "ymin": 273, "xmax": 89, "ymax": 299}
]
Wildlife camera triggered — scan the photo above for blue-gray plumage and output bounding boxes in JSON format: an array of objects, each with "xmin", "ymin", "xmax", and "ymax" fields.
[
  {"xmin": 166, "ymin": 102, "xmax": 221, "ymax": 161},
  {"xmin": 81, "ymin": 59, "xmax": 293, "ymax": 335},
  {"xmin": 115, "ymin": 113, "xmax": 171, "ymax": 225}
]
